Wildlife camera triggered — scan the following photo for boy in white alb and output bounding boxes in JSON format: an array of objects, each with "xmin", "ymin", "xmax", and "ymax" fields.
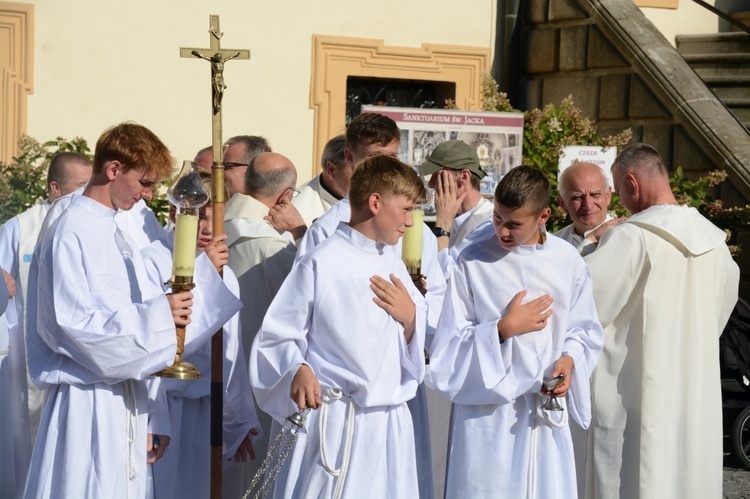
[
  {"xmin": 251, "ymin": 155, "xmax": 428, "ymax": 498},
  {"xmin": 24, "ymin": 123, "xmax": 194, "ymax": 499},
  {"xmin": 428, "ymin": 166, "xmax": 604, "ymax": 498}
]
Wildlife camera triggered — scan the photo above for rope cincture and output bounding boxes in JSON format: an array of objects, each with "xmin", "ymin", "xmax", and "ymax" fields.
[
  {"xmin": 318, "ymin": 388, "xmax": 356, "ymax": 499},
  {"xmin": 123, "ymin": 379, "xmax": 139, "ymax": 499}
]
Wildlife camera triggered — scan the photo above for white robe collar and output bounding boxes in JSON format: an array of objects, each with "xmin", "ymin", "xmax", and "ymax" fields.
[
  {"xmin": 336, "ymin": 222, "xmax": 385, "ymax": 255},
  {"xmin": 627, "ymin": 204, "xmax": 726, "ymax": 256}
]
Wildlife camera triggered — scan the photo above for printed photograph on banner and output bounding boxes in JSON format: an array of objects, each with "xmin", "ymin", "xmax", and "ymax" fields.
[{"xmin": 362, "ymin": 106, "xmax": 524, "ymax": 197}]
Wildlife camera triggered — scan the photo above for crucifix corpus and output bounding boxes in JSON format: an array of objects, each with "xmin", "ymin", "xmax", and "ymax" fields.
[{"xmin": 180, "ymin": 14, "xmax": 250, "ymax": 499}]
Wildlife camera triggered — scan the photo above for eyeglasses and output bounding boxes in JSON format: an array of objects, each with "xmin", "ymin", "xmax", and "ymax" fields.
[
  {"xmin": 221, "ymin": 161, "xmax": 250, "ymax": 170},
  {"xmin": 287, "ymin": 187, "xmax": 300, "ymax": 198}
]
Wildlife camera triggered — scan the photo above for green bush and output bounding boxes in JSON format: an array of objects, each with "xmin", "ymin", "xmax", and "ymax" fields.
[{"xmin": 0, "ymin": 135, "xmax": 171, "ymax": 226}]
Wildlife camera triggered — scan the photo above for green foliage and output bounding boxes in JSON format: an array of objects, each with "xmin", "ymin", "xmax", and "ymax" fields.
[
  {"xmin": 0, "ymin": 136, "xmax": 92, "ymax": 224},
  {"xmin": 0, "ymin": 134, "xmax": 172, "ymax": 226},
  {"xmin": 145, "ymin": 179, "xmax": 173, "ymax": 226},
  {"xmin": 670, "ymin": 167, "xmax": 750, "ymax": 255}
]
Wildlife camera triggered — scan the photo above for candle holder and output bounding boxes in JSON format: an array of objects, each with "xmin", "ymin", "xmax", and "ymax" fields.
[
  {"xmin": 402, "ymin": 207, "xmax": 426, "ymax": 283},
  {"xmin": 154, "ymin": 160, "xmax": 210, "ymax": 379}
]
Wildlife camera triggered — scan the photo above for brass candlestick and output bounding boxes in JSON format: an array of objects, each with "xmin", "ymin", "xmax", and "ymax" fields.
[{"xmin": 154, "ymin": 160, "xmax": 209, "ymax": 379}]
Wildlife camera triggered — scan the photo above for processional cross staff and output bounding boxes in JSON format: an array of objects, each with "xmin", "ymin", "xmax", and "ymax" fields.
[{"xmin": 180, "ymin": 15, "xmax": 250, "ymax": 499}]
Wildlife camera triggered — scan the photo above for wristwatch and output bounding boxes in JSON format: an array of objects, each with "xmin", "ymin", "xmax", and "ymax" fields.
[{"xmin": 432, "ymin": 226, "xmax": 451, "ymax": 238}]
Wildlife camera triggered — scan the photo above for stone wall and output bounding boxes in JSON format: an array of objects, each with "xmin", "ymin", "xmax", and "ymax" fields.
[{"xmin": 515, "ymin": 0, "xmax": 750, "ymax": 297}]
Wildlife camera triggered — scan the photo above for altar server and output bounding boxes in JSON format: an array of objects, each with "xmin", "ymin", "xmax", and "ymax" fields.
[
  {"xmin": 251, "ymin": 155, "xmax": 427, "ymax": 498},
  {"xmin": 428, "ymin": 165, "xmax": 604, "ymax": 498},
  {"xmin": 23, "ymin": 123, "xmax": 224, "ymax": 499}
]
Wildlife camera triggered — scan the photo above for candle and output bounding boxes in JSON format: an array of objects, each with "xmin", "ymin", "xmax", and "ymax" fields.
[
  {"xmin": 172, "ymin": 213, "xmax": 199, "ymax": 276},
  {"xmin": 401, "ymin": 208, "xmax": 424, "ymax": 273}
]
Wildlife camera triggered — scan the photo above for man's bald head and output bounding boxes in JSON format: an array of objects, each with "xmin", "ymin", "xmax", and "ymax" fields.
[
  {"xmin": 557, "ymin": 162, "xmax": 612, "ymax": 235},
  {"xmin": 245, "ymin": 152, "xmax": 298, "ymax": 207}
]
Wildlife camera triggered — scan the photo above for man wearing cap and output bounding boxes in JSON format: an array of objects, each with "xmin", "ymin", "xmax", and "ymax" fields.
[{"xmin": 421, "ymin": 140, "xmax": 493, "ymax": 276}]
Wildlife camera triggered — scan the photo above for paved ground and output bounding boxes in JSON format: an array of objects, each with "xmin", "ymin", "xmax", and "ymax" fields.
[{"xmin": 724, "ymin": 454, "xmax": 750, "ymax": 498}]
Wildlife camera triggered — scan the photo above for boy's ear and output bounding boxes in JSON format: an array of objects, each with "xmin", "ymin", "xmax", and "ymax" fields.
[
  {"xmin": 368, "ymin": 192, "xmax": 382, "ymax": 215},
  {"xmin": 538, "ymin": 206, "xmax": 551, "ymax": 226},
  {"xmin": 104, "ymin": 160, "xmax": 120, "ymax": 181}
]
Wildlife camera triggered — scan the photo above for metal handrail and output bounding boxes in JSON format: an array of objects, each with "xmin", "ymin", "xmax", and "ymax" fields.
[{"xmin": 692, "ymin": 0, "xmax": 750, "ymax": 36}]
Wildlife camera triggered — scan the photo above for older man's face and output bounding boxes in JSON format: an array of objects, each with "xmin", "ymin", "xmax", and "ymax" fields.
[
  {"xmin": 222, "ymin": 143, "xmax": 249, "ymax": 197},
  {"xmin": 559, "ymin": 166, "xmax": 612, "ymax": 234}
]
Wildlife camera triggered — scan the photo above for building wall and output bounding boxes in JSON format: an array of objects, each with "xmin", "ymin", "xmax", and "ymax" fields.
[{"xmin": 6, "ymin": 0, "xmax": 497, "ymax": 181}]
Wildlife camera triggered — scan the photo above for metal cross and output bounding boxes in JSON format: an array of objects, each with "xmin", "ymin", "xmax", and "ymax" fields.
[{"xmin": 179, "ymin": 15, "xmax": 249, "ymax": 499}]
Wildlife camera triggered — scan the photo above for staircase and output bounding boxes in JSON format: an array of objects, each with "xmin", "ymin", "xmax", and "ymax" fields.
[{"xmin": 677, "ymin": 32, "xmax": 750, "ymax": 130}]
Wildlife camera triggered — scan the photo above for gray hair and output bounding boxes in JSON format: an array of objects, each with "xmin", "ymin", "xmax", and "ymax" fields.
[
  {"xmin": 224, "ymin": 135, "xmax": 272, "ymax": 164},
  {"xmin": 321, "ymin": 134, "xmax": 346, "ymax": 169},
  {"xmin": 245, "ymin": 154, "xmax": 297, "ymax": 198},
  {"xmin": 612, "ymin": 143, "xmax": 668, "ymax": 178}
]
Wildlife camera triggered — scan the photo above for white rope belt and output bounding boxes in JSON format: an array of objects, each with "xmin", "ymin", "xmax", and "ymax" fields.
[
  {"xmin": 529, "ymin": 393, "xmax": 569, "ymax": 497},
  {"xmin": 122, "ymin": 379, "xmax": 139, "ymax": 489},
  {"xmin": 318, "ymin": 387, "xmax": 355, "ymax": 499}
]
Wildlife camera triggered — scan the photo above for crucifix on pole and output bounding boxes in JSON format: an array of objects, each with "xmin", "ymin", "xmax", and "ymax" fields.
[{"xmin": 180, "ymin": 14, "xmax": 250, "ymax": 499}]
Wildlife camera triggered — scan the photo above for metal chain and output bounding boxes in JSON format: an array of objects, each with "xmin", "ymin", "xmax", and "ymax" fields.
[{"xmin": 242, "ymin": 410, "xmax": 309, "ymax": 499}]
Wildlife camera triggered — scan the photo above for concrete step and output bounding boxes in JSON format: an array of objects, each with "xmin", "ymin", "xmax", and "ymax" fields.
[
  {"xmin": 683, "ymin": 53, "xmax": 750, "ymax": 76},
  {"xmin": 676, "ymin": 32, "xmax": 750, "ymax": 55},
  {"xmin": 709, "ymin": 86, "xmax": 750, "ymax": 100}
]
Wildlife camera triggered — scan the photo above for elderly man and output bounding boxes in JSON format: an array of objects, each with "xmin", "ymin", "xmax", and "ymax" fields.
[
  {"xmin": 421, "ymin": 140, "xmax": 493, "ymax": 276},
  {"xmin": 223, "ymin": 151, "xmax": 299, "ymax": 497},
  {"xmin": 221, "ymin": 135, "xmax": 272, "ymax": 198},
  {"xmin": 555, "ymin": 161, "xmax": 620, "ymax": 256},
  {"xmin": 584, "ymin": 143, "xmax": 739, "ymax": 499},
  {"xmin": 293, "ymin": 134, "xmax": 348, "ymax": 227}
]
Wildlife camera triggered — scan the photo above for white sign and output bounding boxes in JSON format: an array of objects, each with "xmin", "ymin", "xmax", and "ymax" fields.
[{"xmin": 558, "ymin": 146, "xmax": 617, "ymax": 190}]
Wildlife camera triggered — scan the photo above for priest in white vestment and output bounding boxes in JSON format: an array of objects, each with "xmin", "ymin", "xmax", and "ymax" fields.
[
  {"xmin": 251, "ymin": 156, "xmax": 427, "ymax": 498},
  {"xmin": 584, "ymin": 143, "xmax": 740, "ymax": 499},
  {"xmin": 142, "ymin": 199, "xmax": 261, "ymax": 499},
  {"xmin": 292, "ymin": 134, "xmax": 348, "ymax": 227},
  {"xmin": 22, "ymin": 123, "xmax": 211, "ymax": 499},
  {"xmin": 428, "ymin": 166, "xmax": 604, "ymax": 499}
]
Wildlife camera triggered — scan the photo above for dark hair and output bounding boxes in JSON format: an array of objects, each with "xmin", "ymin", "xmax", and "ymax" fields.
[
  {"xmin": 612, "ymin": 142, "xmax": 668, "ymax": 177},
  {"xmin": 345, "ymin": 113, "xmax": 400, "ymax": 151},
  {"xmin": 47, "ymin": 152, "xmax": 91, "ymax": 188},
  {"xmin": 349, "ymin": 155, "xmax": 426, "ymax": 211},
  {"xmin": 494, "ymin": 166, "xmax": 550, "ymax": 214},
  {"xmin": 93, "ymin": 122, "xmax": 174, "ymax": 180},
  {"xmin": 224, "ymin": 135, "xmax": 272, "ymax": 163}
]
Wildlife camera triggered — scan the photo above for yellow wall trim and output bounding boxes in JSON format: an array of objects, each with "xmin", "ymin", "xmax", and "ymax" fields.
[
  {"xmin": 0, "ymin": 2, "xmax": 33, "ymax": 164},
  {"xmin": 309, "ymin": 34, "xmax": 490, "ymax": 176},
  {"xmin": 635, "ymin": 0, "xmax": 678, "ymax": 9}
]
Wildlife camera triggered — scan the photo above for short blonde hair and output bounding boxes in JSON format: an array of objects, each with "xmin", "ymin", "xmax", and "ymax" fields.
[
  {"xmin": 349, "ymin": 155, "xmax": 426, "ymax": 211},
  {"xmin": 93, "ymin": 122, "xmax": 174, "ymax": 181}
]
